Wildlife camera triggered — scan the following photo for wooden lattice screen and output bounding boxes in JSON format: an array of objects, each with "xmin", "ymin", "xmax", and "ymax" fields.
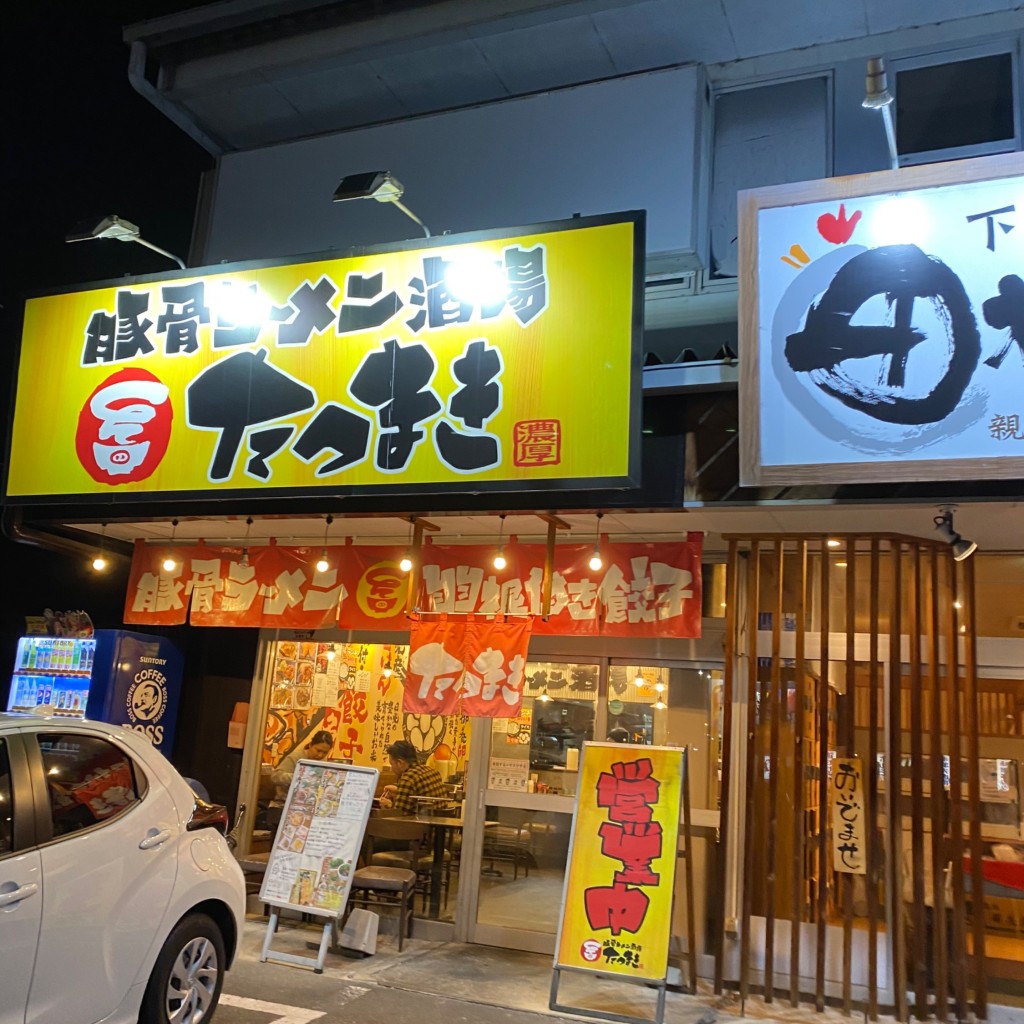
[{"xmin": 715, "ymin": 535, "xmax": 985, "ymax": 1021}]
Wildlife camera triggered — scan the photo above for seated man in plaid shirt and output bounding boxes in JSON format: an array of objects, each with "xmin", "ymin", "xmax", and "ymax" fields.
[{"xmin": 380, "ymin": 739, "xmax": 447, "ymax": 813}]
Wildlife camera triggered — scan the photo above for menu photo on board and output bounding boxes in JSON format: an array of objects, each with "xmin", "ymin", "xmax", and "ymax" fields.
[{"xmin": 260, "ymin": 760, "xmax": 378, "ymax": 916}]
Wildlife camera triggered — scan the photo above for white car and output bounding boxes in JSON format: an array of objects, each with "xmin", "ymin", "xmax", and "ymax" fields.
[{"xmin": 0, "ymin": 713, "xmax": 246, "ymax": 1024}]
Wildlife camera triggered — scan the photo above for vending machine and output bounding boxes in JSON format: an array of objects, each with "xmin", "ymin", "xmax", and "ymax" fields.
[{"xmin": 6, "ymin": 629, "xmax": 184, "ymax": 754}]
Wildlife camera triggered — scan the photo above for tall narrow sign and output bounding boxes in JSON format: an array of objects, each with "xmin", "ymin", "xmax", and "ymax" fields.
[{"xmin": 551, "ymin": 742, "xmax": 684, "ymax": 1024}]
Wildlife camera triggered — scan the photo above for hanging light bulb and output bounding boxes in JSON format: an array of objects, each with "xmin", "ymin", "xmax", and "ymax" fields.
[
  {"xmin": 91, "ymin": 523, "xmax": 108, "ymax": 572},
  {"xmin": 493, "ymin": 512, "xmax": 508, "ymax": 571},
  {"xmin": 537, "ymin": 689, "xmax": 552, "ymax": 703},
  {"xmin": 652, "ymin": 698, "xmax": 668, "ymax": 711},
  {"xmin": 240, "ymin": 516, "xmax": 253, "ymax": 568},
  {"xmin": 588, "ymin": 511, "xmax": 604, "ymax": 571},
  {"xmin": 162, "ymin": 519, "xmax": 179, "ymax": 572},
  {"xmin": 399, "ymin": 515, "xmax": 415, "ymax": 572},
  {"xmin": 633, "ymin": 669, "xmax": 644, "ymax": 687},
  {"xmin": 325, "ymin": 648, "xmax": 336, "ymax": 662},
  {"xmin": 315, "ymin": 513, "xmax": 334, "ymax": 573},
  {"xmin": 654, "ymin": 680, "xmax": 665, "ymax": 694},
  {"xmin": 383, "ymin": 666, "xmax": 394, "ymax": 679}
]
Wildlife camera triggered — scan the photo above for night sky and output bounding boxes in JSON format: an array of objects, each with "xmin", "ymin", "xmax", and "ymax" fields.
[
  {"xmin": 3, "ymin": 3, "xmax": 213, "ymax": 334},
  {"xmin": 0, "ymin": 3, "xmax": 216, "ymax": 680}
]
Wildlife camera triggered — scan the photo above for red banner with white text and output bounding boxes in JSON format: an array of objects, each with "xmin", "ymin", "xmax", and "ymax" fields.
[
  {"xmin": 122, "ymin": 535, "xmax": 703, "ymax": 637},
  {"xmin": 123, "ymin": 538, "xmax": 346, "ymax": 629},
  {"xmin": 404, "ymin": 616, "xmax": 533, "ymax": 717}
]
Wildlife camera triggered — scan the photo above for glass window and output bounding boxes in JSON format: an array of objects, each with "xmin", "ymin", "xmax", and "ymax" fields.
[
  {"xmin": 35, "ymin": 733, "xmax": 146, "ymax": 838},
  {"xmin": 0, "ymin": 740, "xmax": 12, "ymax": 856},
  {"xmin": 896, "ymin": 52, "xmax": 1015, "ymax": 159}
]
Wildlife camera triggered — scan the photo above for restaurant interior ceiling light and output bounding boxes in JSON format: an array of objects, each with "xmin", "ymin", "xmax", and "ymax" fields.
[
  {"xmin": 652, "ymin": 699, "xmax": 667, "ymax": 711},
  {"xmin": 589, "ymin": 512, "xmax": 604, "ymax": 571},
  {"xmin": 65, "ymin": 214, "xmax": 187, "ymax": 269},
  {"xmin": 934, "ymin": 506, "xmax": 977, "ymax": 562},
  {"xmin": 537, "ymin": 689, "xmax": 552, "ymax": 703},
  {"xmin": 315, "ymin": 514, "xmax": 334, "ymax": 573},
  {"xmin": 633, "ymin": 671, "xmax": 644, "ymax": 687},
  {"xmin": 162, "ymin": 519, "xmax": 179, "ymax": 573},
  {"xmin": 493, "ymin": 513, "xmax": 508, "ymax": 571},
  {"xmin": 331, "ymin": 170, "xmax": 431, "ymax": 238}
]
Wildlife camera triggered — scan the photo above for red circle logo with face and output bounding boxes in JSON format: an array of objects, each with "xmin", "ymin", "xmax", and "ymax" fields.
[{"xmin": 75, "ymin": 368, "xmax": 172, "ymax": 485}]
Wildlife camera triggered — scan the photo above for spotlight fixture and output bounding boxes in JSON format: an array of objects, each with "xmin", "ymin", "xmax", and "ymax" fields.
[
  {"xmin": 588, "ymin": 512, "xmax": 604, "ymax": 571},
  {"xmin": 65, "ymin": 214, "xmax": 187, "ymax": 269},
  {"xmin": 162, "ymin": 519, "xmax": 179, "ymax": 573},
  {"xmin": 315, "ymin": 514, "xmax": 334, "ymax": 573},
  {"xmin": 240, "ymin": 516, "xmax": 253, "ymax": 568},
  {"xmin": 331, "ymin": 171, "xmax": 431, "ymax": 238},
  {"xmin": 91, "ymin": 523, "xmax": 109, "ymax": 572},
  {"xmin": 934, "ymin": 506, "xmax": 977, "ymax": 562},
  {"xmin": 493, "ymin": 513, "xmax": 508, "ymax": 571},
  {"xmin": 826, "ymin": 538, "xmax": 841, "ymax": 548}
]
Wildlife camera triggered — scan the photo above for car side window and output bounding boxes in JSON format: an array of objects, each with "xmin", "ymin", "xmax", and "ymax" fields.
[
  {"xmin": 0, "ymin": 739, "xmax": 12, "ymax": 855},
  {"xmin": 35, "ymin": 733, "xmax": 148, "ymax": 839}
]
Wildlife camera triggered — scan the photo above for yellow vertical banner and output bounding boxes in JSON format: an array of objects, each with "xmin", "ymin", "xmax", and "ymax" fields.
[{"xmin": 554, "ymin": 742, "xmax": 683, "ymax": 981}]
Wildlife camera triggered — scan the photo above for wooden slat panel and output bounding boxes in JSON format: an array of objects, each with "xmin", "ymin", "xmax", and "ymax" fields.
[
  {"xmin": 962, "ymin": 560, "xmax": 987, "ymax": 1019},
  {"xmin": 714, "ymin": 539, "xmax": 740, "ymax": 995},
  {"xmin": 815, "ymin": 548, "xmax": 830, "ymax": 1012},
  {"xmin": 909, "ymin": 546, "xmax": 928, "ymax": 1019},
  {"xmin": 867, "ymin": 539, "xmax": 881, "ymax": 1021},
  {"xmin": 764, "ymin": 540, "xmax": 784, "ymax": 1001},
  {"xmin": 945, "ymin": 557, "xmax": 968, "ymax": 1015},
  {"xmin": 888, "ymin": 544, "xmax": 908, "ymax": 1023},
  {"xmin": 739, "ymin": 542, "xmax": 761, "ymax": 1006},
  {"xmin": 927, "ymin": 548, "xmax": 949, "ymax": 1022},
  {"xmin": 790, "ymin": 540, "xmax": 808, "ymax": 1008},
  {"xmin": 842, "ymin": 538, "xmax": 856, "ymax": 1015}
]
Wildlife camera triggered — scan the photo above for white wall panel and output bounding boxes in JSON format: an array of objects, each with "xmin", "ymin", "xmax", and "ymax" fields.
[{"xmin": 202, "ymin": 66, "xmax": 702, "ymax": 266}]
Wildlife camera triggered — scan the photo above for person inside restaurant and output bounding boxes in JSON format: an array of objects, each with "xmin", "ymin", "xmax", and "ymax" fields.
[
  {"xmin": 379, "ymin": 739, "xmax": 447, "ymax": 813},
  {"xmin": 270, "ymin": 730, "xmax": 335, "ymax": 810}
]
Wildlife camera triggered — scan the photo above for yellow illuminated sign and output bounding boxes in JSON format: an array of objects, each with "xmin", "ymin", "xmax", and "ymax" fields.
[
  {"xmin": 7, "ymin": 214, "xmax": 641, "ymax": 500},
  {"xmin": 554, "ymin": 742, "xmax": 683, "ymax": 982}
]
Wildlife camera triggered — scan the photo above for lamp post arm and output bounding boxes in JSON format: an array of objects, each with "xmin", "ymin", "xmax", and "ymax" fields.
[
  {"xmin": 391, "ymin": 199, "xmax": 431, "ymax": 238},
  {"xmin": 133, "ymin": 235, "xmax": 187, "ymax": 270},
  {"xmin": 880, "ymin": 104, "xmax": 899, "ymax": 171}
]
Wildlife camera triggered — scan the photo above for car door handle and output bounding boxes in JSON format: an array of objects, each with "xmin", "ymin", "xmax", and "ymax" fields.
[
  {"xmin": 139, "ymin": 829, "xmax": 172, "ymax": 850},
  {"xmin": 0, "ymin": 883, "xmax": 39, "ymax": 908}
]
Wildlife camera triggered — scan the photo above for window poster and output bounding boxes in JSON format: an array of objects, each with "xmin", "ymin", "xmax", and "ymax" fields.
[{"xmin": 260, "ymin": 760, "xmax": 378, "ymax": 917}]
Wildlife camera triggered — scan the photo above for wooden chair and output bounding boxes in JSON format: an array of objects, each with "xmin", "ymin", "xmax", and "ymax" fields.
[{"xmin": 365, "ymin": 817, "xmax": 451, "ymax": 911}]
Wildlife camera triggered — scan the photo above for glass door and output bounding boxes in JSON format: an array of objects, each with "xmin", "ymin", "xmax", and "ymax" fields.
[{"xmin": 463, "ymin": 659, "xmax": 600, "ymax": 953}]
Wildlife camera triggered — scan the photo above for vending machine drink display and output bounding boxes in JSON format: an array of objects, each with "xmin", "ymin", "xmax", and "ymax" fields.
[{"xmin": 6, "ymin": 630, "xmax": 184, "ymax": 754}]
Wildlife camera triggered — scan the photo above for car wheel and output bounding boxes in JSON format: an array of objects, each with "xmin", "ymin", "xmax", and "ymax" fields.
[{"xmin": 139, "ymin": 913, "xmax": 226, "ymax": 1024}]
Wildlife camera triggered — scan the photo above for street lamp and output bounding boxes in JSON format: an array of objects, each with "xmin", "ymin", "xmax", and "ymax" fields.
[
  {"xmin": 65, "ymin": 214, "xmax": 187, "ymax": 269},
  {"xmin": 332, "ymin": 171, "xmax": 431, "ymax": 238}
]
